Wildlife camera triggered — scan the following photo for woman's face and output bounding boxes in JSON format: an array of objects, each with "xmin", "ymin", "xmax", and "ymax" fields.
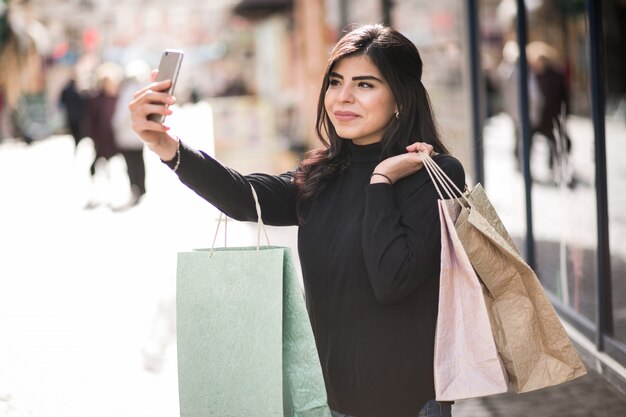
[{"xmin": 324, "ymin": 54, "xmax": 397, "ymax": 146}]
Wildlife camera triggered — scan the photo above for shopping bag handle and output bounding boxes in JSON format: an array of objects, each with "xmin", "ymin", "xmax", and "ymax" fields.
[
  {"xmin": 419, "ymin": 151, "xmax": 472, "ymax": 208},
  {"xmin": 210, "ymin": 183, "xmax": 271, "ymax": 256}
]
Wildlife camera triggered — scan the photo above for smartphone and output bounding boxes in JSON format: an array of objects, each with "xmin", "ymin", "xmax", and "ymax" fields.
[{"xmin": 148, "ymin": 49, "xmax": 184, "ymax": 123}]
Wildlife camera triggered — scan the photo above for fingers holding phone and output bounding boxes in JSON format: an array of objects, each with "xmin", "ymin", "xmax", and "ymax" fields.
[
  {"xmin": 128, "ymin": 49, "xmax": 184, "ymax": 160},
  {"xmin": 148, "ymin": 49, "xmax": 184, "ymax": 123}
]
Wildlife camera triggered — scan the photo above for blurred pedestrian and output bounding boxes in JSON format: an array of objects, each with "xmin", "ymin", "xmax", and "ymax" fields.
[
  {"xmin": 130, "ymin": 24, "xmax": 465, "ymax": 417},
  {"xmin": 527, "ymin": 41, "xmax": 572, "ymax": 175},
  {"xmin": 83, "ymin": 62, "xmax": 123, "ymax": 207},
  {"xmin": 112, "ymin": 60, "xmax": 151, "ymax": 207},
  {"xmin": 58, "ymin": 73, "xmax": 86, "ymax": 150},
  {"xmin": 497, "ymin": 40, "xmax": 542, "ymax": 170}
]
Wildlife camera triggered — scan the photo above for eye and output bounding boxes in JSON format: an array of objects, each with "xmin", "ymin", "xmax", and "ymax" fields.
[
  {"xmin": 358, "ymin": 82, "xmax": 374, "ymax": 89},
  {"xmin": 328, "ymin": 78, "xmax": 341, "ymax": 87}
]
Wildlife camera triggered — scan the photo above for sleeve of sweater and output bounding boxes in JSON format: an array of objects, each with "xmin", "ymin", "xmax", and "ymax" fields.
[
  {"xmin": 361, "ymin": 154, "xmax": 466, "ymax": 303},
  {"xmin": 164, "ymin": 141, "xmax": 298, "ymax": 226}
]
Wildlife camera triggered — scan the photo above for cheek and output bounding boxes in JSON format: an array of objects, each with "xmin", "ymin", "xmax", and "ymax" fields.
[
  {"xmin": 324, "ymin": 90, "xmax": 334, "ymax": 112},
  {"xmin": 379, "ymin": 93, "xmax": 396, "ymax": 112},
  {"xmin": 372, "ymin": 96, "xmax": 396, "ymax": 121}
]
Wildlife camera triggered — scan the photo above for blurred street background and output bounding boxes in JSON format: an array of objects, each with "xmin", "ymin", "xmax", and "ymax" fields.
[{"xmin": 1, "ymin": 0, "xmax": 626, "ymax": 416}]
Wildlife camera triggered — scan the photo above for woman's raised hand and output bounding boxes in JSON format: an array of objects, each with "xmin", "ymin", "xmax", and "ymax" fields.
[
  {"xmin": 370, "ymin": 141, "xmax": 434, "ymax": 184},
  {"xmin": 128, "ymin": 69, "xmax": 179, "ymax": 161},
  {"xmin": 405, "ymin": 142, "xmax": 434, "ymax": 155}
]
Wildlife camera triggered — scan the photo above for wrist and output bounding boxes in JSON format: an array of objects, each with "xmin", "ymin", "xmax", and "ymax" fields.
[
  {"xmin": 370, "ymin": 172, "xmax": 394, "ymax": 184},
  {"xmin": 150, "ymin": 134, "xmax": 179, "ymax": 162}
]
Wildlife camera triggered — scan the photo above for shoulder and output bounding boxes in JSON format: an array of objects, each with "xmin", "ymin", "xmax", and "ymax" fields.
[{"xmin": 432, "ymin": 153, "xmax": 465, "ymax": 187}]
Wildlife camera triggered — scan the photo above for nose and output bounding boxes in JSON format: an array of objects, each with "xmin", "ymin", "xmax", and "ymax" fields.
[{"xmin": 337, "ymin": 84, "xmax": 354, "ymax": 103}]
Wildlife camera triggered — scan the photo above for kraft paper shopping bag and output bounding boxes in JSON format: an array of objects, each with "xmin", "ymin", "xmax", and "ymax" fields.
[
  {"xmin": 455, "ymin": 184, "xmax": 586, "ymax": 393},
  {"xmin": 420, "ymin": 153, "xmax": 586, "ymax": 394}
]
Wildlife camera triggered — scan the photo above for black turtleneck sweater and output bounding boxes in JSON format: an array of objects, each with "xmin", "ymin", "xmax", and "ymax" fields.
[{"xmin": 166, "ymin": 140, "xmax": 465, "ymax": 417}]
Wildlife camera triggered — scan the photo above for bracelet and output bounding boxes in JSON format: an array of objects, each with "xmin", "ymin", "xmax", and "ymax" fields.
[
  {"xmin": 172, "ymin": 138, "xmax": 181, "ymax": 173},
  {"xmin": 371, "ymin": 172, "xmax": 393, "ymax": 184}
]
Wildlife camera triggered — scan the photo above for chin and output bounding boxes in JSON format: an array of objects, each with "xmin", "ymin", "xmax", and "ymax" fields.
[{"xmin": 334, "ymin": 129, "xmax": 360, "ymax": 141}]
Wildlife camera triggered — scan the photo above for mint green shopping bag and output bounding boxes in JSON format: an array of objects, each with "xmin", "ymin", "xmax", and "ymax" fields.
[{"xmin": 176, "ymin": 185, "xmax": 331, "ymax": 417}]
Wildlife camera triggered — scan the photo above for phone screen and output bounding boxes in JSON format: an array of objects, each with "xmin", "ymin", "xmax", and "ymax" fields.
[{"xmin": 148, "ymin": 49, "xmax": 184, "ymax": 123}]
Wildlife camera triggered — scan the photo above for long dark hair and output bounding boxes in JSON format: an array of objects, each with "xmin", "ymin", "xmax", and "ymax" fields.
[{"xmin": 294, "ymin": 24, "xmax": 448, "ymax": 222}]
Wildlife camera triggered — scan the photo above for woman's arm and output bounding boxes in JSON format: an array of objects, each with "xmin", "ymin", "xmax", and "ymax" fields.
[
  {"xmin": 165, "ymin": 141, "xmax": 298, "ymax": 226},
  {"xmin": 129, "ymin": 70, "xmax": 298, "ymax": 226},
  {"xmin": 362, "ymin": 154, "xmax": 465, "ymax": 303}
]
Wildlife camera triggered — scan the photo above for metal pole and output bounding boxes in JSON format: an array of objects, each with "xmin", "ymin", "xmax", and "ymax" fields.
[
  {"xmin": 382, "ymin": 0, "xmax": 393, "ymax": 26},
  {"xmin": 586, "ymin": 0, "xmax": 613, "ymax": 351},
  {"xmin": 467, "ymin": 0, "xmax": 484, "ymax": 186},
  {"xmin": 339, "ymin": 0, "xmax": 348, "ymax": 31},
  {"xmin": 516, "ymin": 0, "xmax": 536, "ymax": 270}
]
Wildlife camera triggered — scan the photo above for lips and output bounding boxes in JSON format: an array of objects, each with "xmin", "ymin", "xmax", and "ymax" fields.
[{"xmin": 333, "ymin": 110, "xmax": 360, "ymax": 122}]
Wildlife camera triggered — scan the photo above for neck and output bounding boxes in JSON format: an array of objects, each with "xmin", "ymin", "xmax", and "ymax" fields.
[
  {"xmin": 351, "ymin": 138, "xmax": 382, "ymax": 146},
  {"xmin": 346, "ymin": 139, "xmax": 382, "ymax": 163}
]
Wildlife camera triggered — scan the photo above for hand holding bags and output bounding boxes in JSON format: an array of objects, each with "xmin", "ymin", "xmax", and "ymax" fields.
[
  {"xmin": 176, "ymin": 184, "xmax": 331, "ymax": 417},
  {"xmin": 421, "ymin": 152, "xmax": 586, "ymax": 396},
  {"xmin": 423, "ymin": 158, "xmax": 509, "ymax": 401}
]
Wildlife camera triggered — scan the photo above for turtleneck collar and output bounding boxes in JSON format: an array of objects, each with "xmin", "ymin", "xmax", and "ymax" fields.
[{"xmin": 346, "ymin": 140, "xmax": 382, "ymax": 164}]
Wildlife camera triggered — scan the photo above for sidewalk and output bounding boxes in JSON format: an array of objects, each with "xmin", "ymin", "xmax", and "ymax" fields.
[{"xmin": 453, "ymin": 366, "xmax": 626, "ymax": 416}]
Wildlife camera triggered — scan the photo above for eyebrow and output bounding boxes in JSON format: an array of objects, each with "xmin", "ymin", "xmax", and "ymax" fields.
[{"xmin": 329, "ymin": 72, "xmax": 384, "ymax": 83}]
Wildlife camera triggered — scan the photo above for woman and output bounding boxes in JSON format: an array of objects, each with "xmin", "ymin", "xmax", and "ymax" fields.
[{"xmin": 130, "ymin": 24, "xmax": 465, "ymax": 417}]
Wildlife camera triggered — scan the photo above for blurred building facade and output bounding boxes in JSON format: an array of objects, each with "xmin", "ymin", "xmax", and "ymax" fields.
[{"xmin": 1, "ymin": 0, "xmax": 625, "ymax": 396}]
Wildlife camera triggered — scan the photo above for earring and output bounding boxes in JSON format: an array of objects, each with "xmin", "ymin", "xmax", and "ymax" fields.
[{"xmin": 395, "ymin": 111, "xmax": 400, "ymax": 119}]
